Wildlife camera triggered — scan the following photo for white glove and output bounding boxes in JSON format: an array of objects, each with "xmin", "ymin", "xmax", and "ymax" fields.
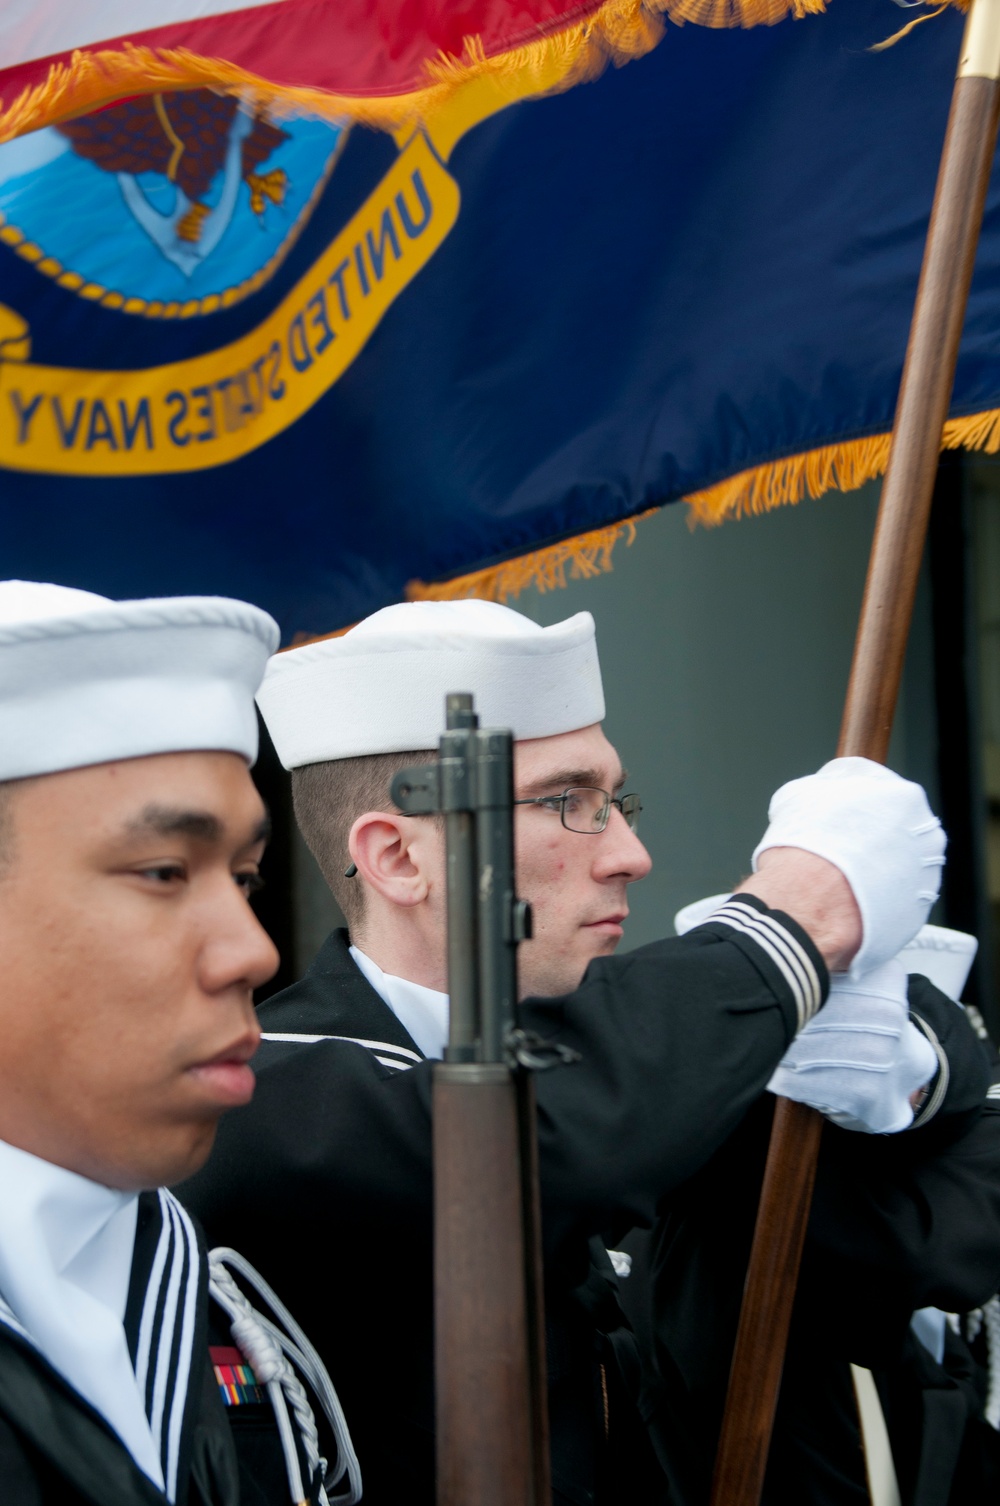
[
  {"xmin": 753, "ymin": 756, "xmax": 946, "ymax": 978},
  {"xmin": 767, "ymin": 960, "xmax": 938, "ymax": 1133}
]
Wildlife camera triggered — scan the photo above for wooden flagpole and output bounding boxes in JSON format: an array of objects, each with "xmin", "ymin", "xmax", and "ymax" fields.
[{"xmin": 709, "ymin": 4, "xmax": 1000, "ymax": 1502}]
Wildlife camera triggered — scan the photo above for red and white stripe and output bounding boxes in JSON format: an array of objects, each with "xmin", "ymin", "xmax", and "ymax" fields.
[{"xmin": 0, "ymin": 0, "xmax": 610, "ymax": 114}]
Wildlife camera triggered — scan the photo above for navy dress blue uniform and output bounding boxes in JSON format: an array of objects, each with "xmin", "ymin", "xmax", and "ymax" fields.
[
  {"xmin": 178, "ymin": 904, "xmax": 998, "ymax": 1506},
  {"xmin": 0, "ymin": 1191, "xmax": 331, "ymax": 1506}
]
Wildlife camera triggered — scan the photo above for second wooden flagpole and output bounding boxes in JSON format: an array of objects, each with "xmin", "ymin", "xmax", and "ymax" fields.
[{"xmin": 709, "ymin": 4, "xmax": 1000, "ymax": 1503}]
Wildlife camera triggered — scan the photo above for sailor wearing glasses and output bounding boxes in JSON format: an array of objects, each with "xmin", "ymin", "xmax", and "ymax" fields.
[{"xmin": 180, "ymin": 600, "xmax": 999, "ymax": 1506}]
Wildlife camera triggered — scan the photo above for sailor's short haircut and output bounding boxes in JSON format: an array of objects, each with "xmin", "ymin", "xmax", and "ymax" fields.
[{"xmin": 291, "ymin": 751, "xmax": 436, "ymax": 929}]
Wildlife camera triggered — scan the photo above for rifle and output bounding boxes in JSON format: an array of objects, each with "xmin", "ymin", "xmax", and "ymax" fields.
[{"xmin": 393, "ymin": 691, "xmax": 562, "ymax": 1506}]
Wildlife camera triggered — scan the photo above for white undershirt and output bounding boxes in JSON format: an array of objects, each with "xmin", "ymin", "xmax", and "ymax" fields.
[
  {"xmin": 349, "ymin": 946, "xmax": 449, "ymax": 1060},
  {"xmin": 0, "ymin": 1138, "xmax": 164, "ymax": 1490}
]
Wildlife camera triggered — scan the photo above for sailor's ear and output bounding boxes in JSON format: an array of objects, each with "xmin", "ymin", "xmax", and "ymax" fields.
[{"xmin": 349, "ymin": 810, "xmax": 430, "ymax": 908}]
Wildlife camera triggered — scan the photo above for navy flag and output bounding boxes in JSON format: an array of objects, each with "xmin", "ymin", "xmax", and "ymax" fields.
[{"xmin": 0, "ymin": 0, "xmax": 995, "ymax": 638}]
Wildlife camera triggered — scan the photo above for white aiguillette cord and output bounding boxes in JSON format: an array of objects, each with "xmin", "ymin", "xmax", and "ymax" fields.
[
  {"xmin": 208, "ymin": 1248, "xmax": 362, "ymax": 1506},
  {"xmin": 949, "ymin": 1296, "xmax": 1000, "ymax": 1430}
]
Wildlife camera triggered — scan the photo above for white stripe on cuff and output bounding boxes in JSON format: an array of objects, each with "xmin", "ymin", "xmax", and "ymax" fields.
[{"xmin": 704, "ymin": 901, "xmax": 822, "ymax": 1030}]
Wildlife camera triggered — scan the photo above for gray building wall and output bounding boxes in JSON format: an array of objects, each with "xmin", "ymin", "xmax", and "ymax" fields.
[{"xmin": 516, "ymin": 482, "xmax": 939, "ymax": 953}]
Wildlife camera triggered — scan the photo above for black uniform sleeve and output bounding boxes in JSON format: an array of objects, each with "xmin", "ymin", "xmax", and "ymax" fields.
[
  {"xmin": 180, "ymin": 895, "xmax": 825, "ymax": 1260},
  {"xmin": 649, "ymin": 977, "xmax": 998, "ymax": 1404},
  {"xmin": 525, "ymin": 895, "xmax": 827, "ymax": 1244}
]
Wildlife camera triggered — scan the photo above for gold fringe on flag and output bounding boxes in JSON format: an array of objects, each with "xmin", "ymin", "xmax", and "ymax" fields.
[
  {"xmin": 406, "ymin": 513, "xmax": 657, "ymax": 604},
  {"xmin": 869, "ymin": 3, "xmax": 950, "ymax": 54},
  {"xmin": 0, "ymin": 0, "xmax": 830, "ymax": 146},
  {"xmin": 406, "ymin": 411, "xmax": 1000, "ymax": 606},
  {"xmin": 686, "ymin": 409, "xmax": 1000, "ymax": 524},
  {"xmin": 683, "ymin": 434, "xmax": 893, "ymax": 525}
]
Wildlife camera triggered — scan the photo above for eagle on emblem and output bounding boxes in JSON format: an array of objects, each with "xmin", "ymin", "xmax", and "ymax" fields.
[{"xmin": 58, "ymin": 92, "xmax": 290, "ymax": 276}]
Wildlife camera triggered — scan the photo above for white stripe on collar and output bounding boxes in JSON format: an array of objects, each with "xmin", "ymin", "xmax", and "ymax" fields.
[
  {"xmin": 348, "ymin": 946, "xmax": 447, "ymax": 1060},
  {"xmin": 260, "ymin": 1033, "xmax": 421, "ymax": 1071},
  {"xmin": 133, "ymin": 1189, "xmax": 202, "ymax": 1501}
]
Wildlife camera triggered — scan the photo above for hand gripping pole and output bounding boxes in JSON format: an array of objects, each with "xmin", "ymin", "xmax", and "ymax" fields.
[{"xmin": 710, "ymin": 5, "xmax": 1000, "ymax": 1501}]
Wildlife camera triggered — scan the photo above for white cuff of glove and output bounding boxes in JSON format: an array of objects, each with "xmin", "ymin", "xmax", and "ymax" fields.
[
  {"xmin": 753, "ymin": 756, "xmax": 946, "ymax": 979},
  {"xmin": 767, "ymin": 960, "xmax": 938, "ymax": 1134}
]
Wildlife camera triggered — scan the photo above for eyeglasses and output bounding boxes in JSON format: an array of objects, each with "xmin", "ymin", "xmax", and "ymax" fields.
[{"xmin": 514, "ymin": 787, "xmax": 642, "ymax": 835}]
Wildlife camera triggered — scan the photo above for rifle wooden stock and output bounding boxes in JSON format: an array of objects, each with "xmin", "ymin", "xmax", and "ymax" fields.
[
  {"xmin": 710, "ymin": 6, "xmax": 1000, "ymax": 1501},
  {"xmin": 434, "ymin": 1063, "xmax": 537, "ymax": 1506},
  {"xmin": 517, "ymin": 1072, "xmax": 552, "ymax": 1506},
  {"xmin": 404, "ymin": 697, "xmax": 551, "ymax": 1506}
]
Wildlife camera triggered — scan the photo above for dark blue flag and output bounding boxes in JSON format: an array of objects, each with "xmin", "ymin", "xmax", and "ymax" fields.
[{"xmin": 0, "ymin": 0, "xmax": 993, "ymax": 639}]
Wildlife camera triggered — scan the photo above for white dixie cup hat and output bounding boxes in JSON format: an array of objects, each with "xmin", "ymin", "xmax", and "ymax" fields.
[
  {"xmin": 0, "ymin": 579, "xmax": 279, "ymax": 777},
  {"xmin": 256, "ymin": 598, "xmax": 606, "ymax": 768}
]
